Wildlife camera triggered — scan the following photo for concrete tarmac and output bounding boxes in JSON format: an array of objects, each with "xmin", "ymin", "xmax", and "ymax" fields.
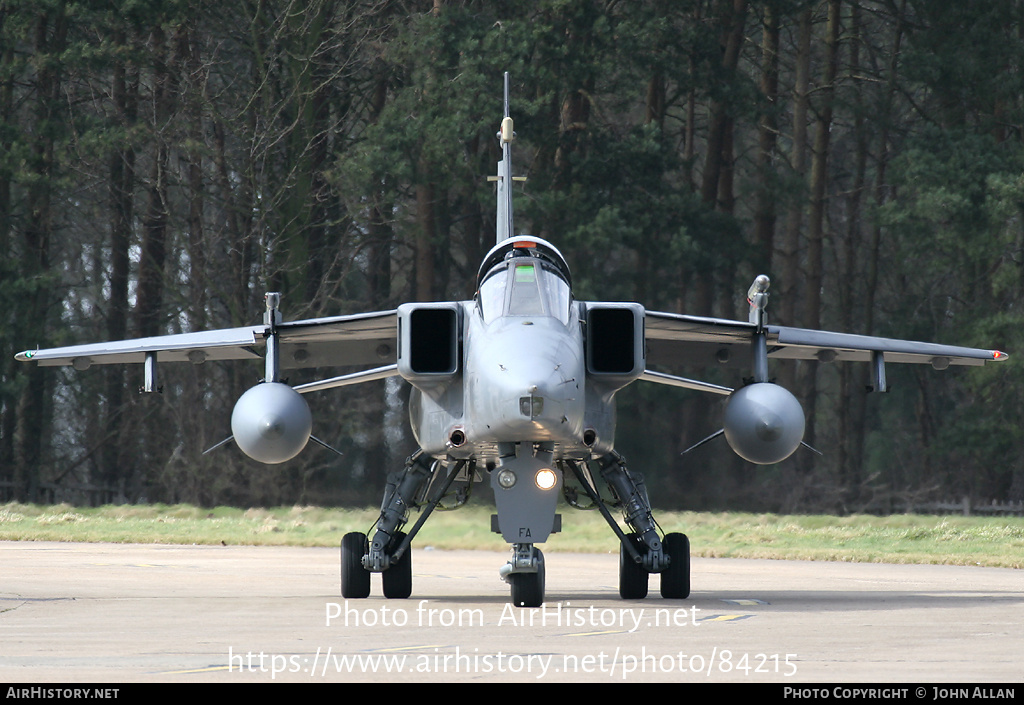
[{"xmin": 0, "ymin": 541, "xmax": 1020, "ymax": 683}]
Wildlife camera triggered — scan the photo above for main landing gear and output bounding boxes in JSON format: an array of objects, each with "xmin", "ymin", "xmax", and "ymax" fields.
[
  {"xmin": 564, "ymin": 451, "xmax": 690, "ymax": 601},
  {"xmin": 341, "ymin": 530, "xmax": 413, "ymax": 599},
  {"xmin": 618, "ymin": 531, "xmax": 690, "ymax": 599},
  {"xmin": 341, "ymin": 449, "xmax": 690, "ymax": 606},
  {"xmin": 341, "ymin": 451, "xmax": 469, "ymax": 600}
]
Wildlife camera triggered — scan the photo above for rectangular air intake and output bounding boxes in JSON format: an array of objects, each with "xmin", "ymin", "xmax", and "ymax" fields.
[
  {"xmin": 397, "ymin": 303, "xmax": 460, "ymax": 379},
  {"xmin": 586, "ymin": 303, "xmax": 645, "ymax": 379}
]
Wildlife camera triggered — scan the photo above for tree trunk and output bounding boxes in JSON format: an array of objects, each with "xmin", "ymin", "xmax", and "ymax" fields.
[
  {"xmin": 800, "ymin": 0, "xmax": 842, "ymax": 476},
  {"xmin": 102, "ymin": 23, "xmax": 138, "ymax": 491},
  {"xmin": 415, "ymin": 174, "xmax": 436, "ymax": 302},
  {"xmin": 838, "ymin": 1, "xmax": 867, "ymax": 501},
  {"xmin": 777, "ymin": 7, "xmax": 812, "ymax": 394},
  {"xmin": 697, "ymin": 0, "xmax": 748, "ymax": 317},
  {"xmin": 14, "ymin": 10, "xmax": 68, "ymax": 500},
  {"xmin": 753, "ymin": 2, "xmax": 780, "ymax": 276},
  {"xmin": 367, "ymin": 69, "xmax": 393, "ymax": 307},
  {"xmin": 134, "ymin": 24, "xmax": 174, "ymax": 339},
  {"xmin": 0, "ymin": 6, "xmax": 16, "ymax": 475}
]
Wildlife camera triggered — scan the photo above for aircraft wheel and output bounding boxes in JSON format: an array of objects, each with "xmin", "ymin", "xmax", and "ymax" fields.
[
  {"xmin": 660, "ymin": 532, "xmax": 690, "ymax": 599},
  {"xmin": 382, "ymin": 531, "xmax": 412, "ymax": 599},
  {"xmin": 509, "ymin": 549, "xmax": 545, "ymax": 608},
  {"xmin": 341, "ymin": 532, "xmax": 371, "ymax": 598},
  {"xmin": 619, "ymin": 533, "xmax": 649, "ymax": 599}
]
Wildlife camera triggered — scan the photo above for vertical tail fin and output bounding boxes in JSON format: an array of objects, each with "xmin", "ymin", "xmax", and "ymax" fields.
[{"xmin": 496, "ymin": 72, "xmax": 514, "ymax": 244}]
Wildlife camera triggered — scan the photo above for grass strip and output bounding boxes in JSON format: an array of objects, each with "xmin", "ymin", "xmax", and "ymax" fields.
[{"xmin": 1, "ymin": 502, "xmax": 1021, "ymax": 569}]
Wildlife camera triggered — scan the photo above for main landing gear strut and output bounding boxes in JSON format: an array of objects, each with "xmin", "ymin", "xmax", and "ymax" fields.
[
  {"xmin": 341, "ymin": 451, "xmax": 469, "ymax": 600},
  {"xmin": 563, "ymin": 451, "xmax": 690, "ymax": 600}
]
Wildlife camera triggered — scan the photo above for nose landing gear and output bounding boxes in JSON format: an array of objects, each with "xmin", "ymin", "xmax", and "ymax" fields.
[{"xmin": 500, "ymin": 543, "xmax": 545, "ymax": 607}]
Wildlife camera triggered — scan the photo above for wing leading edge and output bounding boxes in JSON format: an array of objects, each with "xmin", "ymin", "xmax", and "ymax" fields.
[
  {"xmin": 16, "ymin": 309, "xmax": 398, "ymax": 371},
  {"xmin": 644, "ymin": 310, "xmax": 1006, "ymax": 370}
]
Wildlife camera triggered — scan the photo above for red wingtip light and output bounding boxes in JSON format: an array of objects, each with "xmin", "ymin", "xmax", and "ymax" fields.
[{"xmin": 993, "ymin": 350, "xmax": 1008, "ymax": 360}]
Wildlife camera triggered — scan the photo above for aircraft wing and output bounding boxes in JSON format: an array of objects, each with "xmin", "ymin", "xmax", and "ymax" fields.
[
  {"xmin": 16, "ymin": 310, "xmax": 398, "ymax": 370},
  {"xmin": 644, "ymin": 310, "xmax": 1006, "ymax": 369},
  {"xmin": 275, "ymin": 310, "xmax": 397, "ymax": 369}
]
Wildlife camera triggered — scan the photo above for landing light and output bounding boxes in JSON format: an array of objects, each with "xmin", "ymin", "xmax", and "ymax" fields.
[
  {"xmin": 497, "ymin": 469, "xmax": 517, "ymax": 489},
  {"xmin": 535, "ymin": 468, "xmax": 557, "ymax": 491}
]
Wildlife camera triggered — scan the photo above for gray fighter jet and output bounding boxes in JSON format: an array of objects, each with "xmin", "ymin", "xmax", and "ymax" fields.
[{"xmin": 17, "ymin": 74, "xmax": 1008, "ymax": 607}]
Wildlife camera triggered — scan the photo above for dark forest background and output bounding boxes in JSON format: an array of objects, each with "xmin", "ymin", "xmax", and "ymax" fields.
[{"xmin": 2, "ymin": 0, "xmax": 1023, "ymax": 512}]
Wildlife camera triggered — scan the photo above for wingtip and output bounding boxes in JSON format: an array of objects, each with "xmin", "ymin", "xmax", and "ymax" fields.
[{"xmin": 993, "ymin": 350, "xmax": 1009, "ymax": 361}]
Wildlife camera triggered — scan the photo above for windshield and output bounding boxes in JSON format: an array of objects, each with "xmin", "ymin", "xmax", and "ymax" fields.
[{"xmin": 479, "ymin": 259, "xmax": 571, "ymax": 324}]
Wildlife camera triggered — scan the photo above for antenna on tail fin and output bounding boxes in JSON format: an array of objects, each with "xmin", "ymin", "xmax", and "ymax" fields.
[{"xmin": 503, "ymin": 70, "xmax": 510, "ymax": 120}]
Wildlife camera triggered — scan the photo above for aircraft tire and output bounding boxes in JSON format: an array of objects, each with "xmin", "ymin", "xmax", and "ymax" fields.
[
  {"xmin": 619, "ymin": 533, "xmax": 649, "ymax": 599},
  {"xmin": 341, "ymin": 532, "xmax": 371, "ymax": 598},
  {"xmin": 382, "ymin": 531, "xmax": 412, "ymax": 599},
  {"xmin": 509, "ymin": 549, "xmax": 545, "ymax": 607},
  {"xmin": 660, "ymin": 532, "xmax": 690, "ymax": 599}
]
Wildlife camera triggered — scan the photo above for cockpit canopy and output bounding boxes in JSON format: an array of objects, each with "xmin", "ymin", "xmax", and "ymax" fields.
[{"xmin": 477, "ymin": 237, "xmax": 573, "ymax": 324}]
